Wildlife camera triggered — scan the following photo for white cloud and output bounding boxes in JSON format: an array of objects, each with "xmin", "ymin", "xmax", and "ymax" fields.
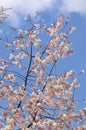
[
  {"xmin": 59, "ymin": 0, "xmax": 86, "ymax": 15},
  {"xmin": 0, "ymin": 0, "xmax": 56, "ymax": 25},
  {"xmin": 0, "ymin": 0, "xmax": 86, "ymax": 26}
]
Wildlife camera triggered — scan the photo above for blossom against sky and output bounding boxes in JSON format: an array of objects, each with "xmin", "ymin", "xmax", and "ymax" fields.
[{"xmin": 0, "ymin": 0, "xmax": 86, "ymax": 107}]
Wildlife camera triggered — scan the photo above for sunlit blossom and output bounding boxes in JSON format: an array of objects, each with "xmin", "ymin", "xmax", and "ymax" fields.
[
  {"xmin": 0, "ymin": 13, "xmax": 85, "ymax": 130},
  {"xmin": 0, "ymin": 65, "xmax": 5, "ymax": 73},
  {"xmin": 4, "ymin": 74, "xmax": 16, "ymax": 81}
]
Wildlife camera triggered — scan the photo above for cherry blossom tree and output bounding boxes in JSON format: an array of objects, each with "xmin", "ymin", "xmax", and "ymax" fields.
[
  {"xmin": 0, "ymin": 6, "xmax": 11, "ymax": 24},
  {"xmin": 0, "ymin": 8, "xmax": 86, "ymax": 130}
]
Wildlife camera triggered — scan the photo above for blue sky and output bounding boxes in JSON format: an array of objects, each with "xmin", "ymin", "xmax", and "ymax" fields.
[{"xmin": 0, "ymin": 0, "xmax": 86, "ymax": 108}]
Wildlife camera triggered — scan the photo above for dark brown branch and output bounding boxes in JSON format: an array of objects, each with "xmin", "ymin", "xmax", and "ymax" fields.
[
  {"xmin": 42, "ymin": 60, "xmax": 57, "ymax": 92},
  {"xmin": 17, "ymin": 43, "xmax": 33, "ymax": 108},
  {"xmin": 27, "ymin": 111, "xmax": 38, "ymax": 128},
  {"xmin": 24, "ymin": 43, "xmax": 33, "ymax": 90},
  {"xmin": 6, "ymin": 69, "xmax": 25, "ymax": 80}
]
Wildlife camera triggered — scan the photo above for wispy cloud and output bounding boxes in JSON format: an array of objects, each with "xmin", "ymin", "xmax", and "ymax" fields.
[
  {"xmin": 59, "ymin": 0, "xmax": 86, "ymax": 15},
  {"xmin": 0, "ymin": 0, "xmax": 86, "ymax": 26},
  {"xmin": 0, "ymin": 0, "xmax": 56, "ymax": 25}
]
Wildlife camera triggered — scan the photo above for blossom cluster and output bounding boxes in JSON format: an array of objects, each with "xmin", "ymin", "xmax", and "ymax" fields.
[{"xmin": 0, "ymin": 14, "xmax": 85, "ymax": 130}]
